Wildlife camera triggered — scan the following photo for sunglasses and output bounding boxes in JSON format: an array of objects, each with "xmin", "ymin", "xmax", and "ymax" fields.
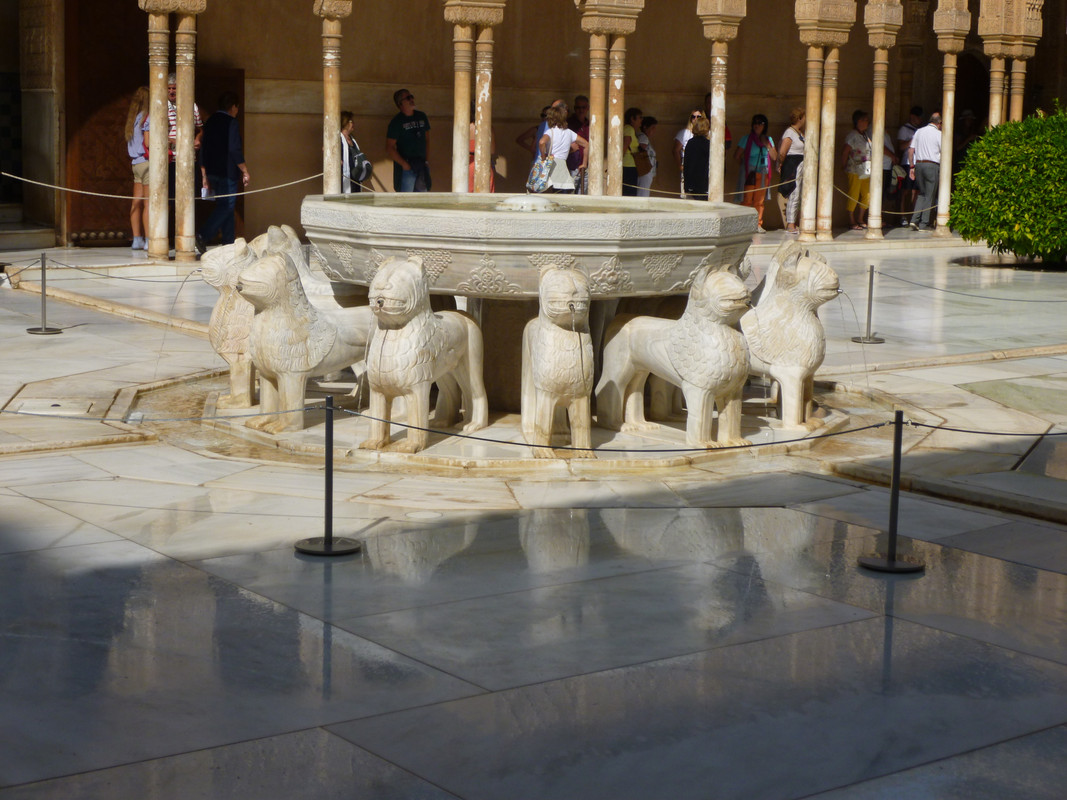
[
  {"xmin": 691, "ymin": 114, "xmax": 702, "ymax": 119},
  {"xmin": 402, "ymin": 95, "xmax": 415, "ymax": 103}
]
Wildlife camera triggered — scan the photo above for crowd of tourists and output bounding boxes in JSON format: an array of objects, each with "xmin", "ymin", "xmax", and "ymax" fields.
[{"xmin": 125, "ymin": 80, "xmax": 981, "ymax": 248}]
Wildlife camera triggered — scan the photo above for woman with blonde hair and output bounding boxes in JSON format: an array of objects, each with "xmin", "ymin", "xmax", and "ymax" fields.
[
  {"xmin": 777, "ymin": 107, "xmax": 806, "ymax": 233},
  {"xmin": 124, "ymin": 86, "xmax": 150, "ymax": 250},
  {"xmin": 537, "ymin": 104, "xmax": 588, "ymax": 193}
]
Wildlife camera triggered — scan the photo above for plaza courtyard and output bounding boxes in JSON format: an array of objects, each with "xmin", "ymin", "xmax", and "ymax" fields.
[{"xmin": 1, "ymin": 231, "xmax": 1066, "ymax": 798}]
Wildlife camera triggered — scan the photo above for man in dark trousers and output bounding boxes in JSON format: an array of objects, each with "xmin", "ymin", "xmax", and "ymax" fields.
[{"xmin": 197, "ymin": 91, "xmax": 250, "ymax": 251}]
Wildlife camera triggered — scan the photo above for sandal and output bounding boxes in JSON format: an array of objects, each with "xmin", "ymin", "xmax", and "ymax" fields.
[{"xmin": 850, "ymin": 224, "xmax": 863, "ymax": 231}]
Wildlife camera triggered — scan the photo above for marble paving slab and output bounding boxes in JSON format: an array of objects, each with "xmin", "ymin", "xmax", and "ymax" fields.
[
  {"xmin": 666, "ymin": 471, "xmax": 866, "ymax": 507},
  {"xmin": 808, "ymin": 724, "xmax": 1067, "ymax": 799},
  {"xmin": 0, "ymin": 494, "xmax": 123, "ymax": 554},
  {"xmin": 795, "ymin": 490, "xmax": 1012, "ymax": 541},
  {"xmin": 938, "ymin": 520, "xmax": 1067, "ymax": 574},
  {"xmin": 0, "ymin": 729, "xmax": 460, "ymax": 800},
  {"xmin": 333, "ymin": 559, "xmax": 875, "ymax": 691},
  {"xmin": 713, "ymin": 533, "xmax": 1067, "ymax": 667},
  {"xmin": 0, "ymin": 540, "xmax": 481, "ymax": 788},
  {"xmin": 329, "ymin": 618, "xmax": 1067, "ymax": 800}
]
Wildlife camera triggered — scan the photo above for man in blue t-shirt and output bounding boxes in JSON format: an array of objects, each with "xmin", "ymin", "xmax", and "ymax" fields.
[{"xmin": 386, "ymin": 89, "xmax": 431, "ymax": 192}]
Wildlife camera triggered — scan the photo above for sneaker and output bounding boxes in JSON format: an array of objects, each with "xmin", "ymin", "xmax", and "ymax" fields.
[
  {"xmin": 195, "ymin": 234, "xmax": 207, "ymax": 256},
  {"xmin": 757, "ymin": 225, "xmax": 766, "ymax": 233},
  {"xmin": 131, "ymin": 236, "xmax": 145, "ymax": 250},
  {"xmin": 908, "ymin": 222, "xmax": 919, "ymax": 231}
]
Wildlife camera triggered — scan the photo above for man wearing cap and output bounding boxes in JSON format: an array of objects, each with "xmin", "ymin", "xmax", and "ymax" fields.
[
  {"xmin": 386, "ymin": 89, "xmax": 431, "ymax": 192},
  {"xmin": 907, "ymin": 112, "xmax": 942, "ymax": 231}
]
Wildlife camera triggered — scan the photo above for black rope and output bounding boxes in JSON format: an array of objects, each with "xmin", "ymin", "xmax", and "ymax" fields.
[{"xmin": 907, "ymin": 420, "xmax": 1067, "ymax": 437}]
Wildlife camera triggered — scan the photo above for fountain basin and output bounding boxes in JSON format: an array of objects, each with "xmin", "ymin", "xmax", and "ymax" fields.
[{"xmin": 301, "ymin": 193, "xmax": 757, "ymax": 297}]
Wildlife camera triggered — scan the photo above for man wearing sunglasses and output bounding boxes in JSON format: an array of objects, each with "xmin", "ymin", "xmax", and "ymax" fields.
[{"xmin": 386, "ymin": 89, "xmax": 431, "ymax": 192}]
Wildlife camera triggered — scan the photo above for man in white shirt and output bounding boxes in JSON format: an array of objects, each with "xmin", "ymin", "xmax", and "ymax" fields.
[
  {"xmin": 896, "ymin": 105, "xmax": 923, "ymax": 222},
  {"xmin": 907, "ymin": 112, "xmax": 942, "ymax": 231}
]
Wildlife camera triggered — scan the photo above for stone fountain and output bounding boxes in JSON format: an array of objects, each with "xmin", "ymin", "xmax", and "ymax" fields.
[{"xmin": 301, "ymin": 192, "xmax": 757, "ymax": 411}]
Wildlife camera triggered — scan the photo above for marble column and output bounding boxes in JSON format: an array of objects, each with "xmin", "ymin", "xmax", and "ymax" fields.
[
  {"xmin": 798, "ymin": 45, "xmax": 823, "ymax": 241},
  {"xmin": 473, "ymin": 26, "xmax": 494, "ymax": 193},
  {"xmin": 144, "ymin": 9, "xmax": 169, "ymax": 259},
  {"xmin": 586, "ymin": 33, "xmax": 608, "ymax": 196},
  {"xmin": 987, "ymin": 55, "xmax": 1006, "ymax": 126},
  {"xmin": 450, "ymin": 23, "xmax": 474, "ymax": 192},
  {"xmin": 933, "ymin": 1, "xmax": 970, "ymax": 236},
  {"xmin": 863, "ymin": 1, "xmax": 903, "ymax": 241},
  {"xmin": 815, "ymin": 47, "xmax": 839, "ymax": 241},
  {"xmin": 606, "ymin": 35, "xmax": 626, "ymax": 196},
  {"xmin": 444, "ymin": 2, "xmax": 505, "ymax": 193},
  {"xmin": 795, "ymin": 1, "xmax": 855, "ymax": 242},
  {"xmin": 576, "ymin": 1, "xmax": 644, "ymax": 197},
  {"xmin": 697, "ymin": 2, "xmax": 746, "ymax": 204},
  {"xmin": 173, "ymin": 13, "xmax": 197, "ymax": 261}
]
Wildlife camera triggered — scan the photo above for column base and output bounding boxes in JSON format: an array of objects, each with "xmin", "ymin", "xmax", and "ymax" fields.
[
  {"xmin": 864, "ymin": 228, "xmax": 884, "ymax": 241},
  {"xmin": 932, "ymin": 225, "xmax": 953, "ymax": 239},
  {"xmin": 816, "ymin": 230, "xmax": 834, "ymax": 242}
]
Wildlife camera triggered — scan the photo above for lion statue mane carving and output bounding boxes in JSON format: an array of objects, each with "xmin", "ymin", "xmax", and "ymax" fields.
[
  {"xmin": 740, "ymin": 241, "xmax": 839, "ymax": 429},
  {"xmin": 200, "ymin": 238, "xmax": 259, "ymax": 408},
  {"xmin": 359, "ymin": 256, "xmax": 488, "ymax": 453},
  {"xmin": 236, "ymin": 250, "xmax": 374, "ymax": 433},
  {"xmin": 596, "ymin": 268, "xmax": 751, "ymax": 448},
  {"xmin": 521, "ymin": 266, "xmax": 595, "ymax": 458}
]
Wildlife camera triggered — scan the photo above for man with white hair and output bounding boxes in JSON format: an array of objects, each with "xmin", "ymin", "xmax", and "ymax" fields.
[{"xmin": 907, "ymin": 112, "xmax": 942, "ymax": 231}]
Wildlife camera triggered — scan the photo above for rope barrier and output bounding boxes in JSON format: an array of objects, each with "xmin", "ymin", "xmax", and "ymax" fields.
[
  {"xmin": 41, "ymin": 259, "xmax": 206, "ymax": 284},
  {"xmin": 6, "ymin": 399, "xmax": 1064, "ymax": 453},
  {"xmin": 1, "ymin": 170, "xmax": 324, "ymax": 202},
  {"xmin": 832, "ymin": 182, "xmax": 937, "ymax": 216},
  {"xmin": 876, "ymin": 270, "xmax": 1067, "ymax": 303}
]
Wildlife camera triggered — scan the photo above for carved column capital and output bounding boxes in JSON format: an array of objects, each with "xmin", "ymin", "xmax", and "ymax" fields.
[
  {"xmin": 864, "ymin": 0, "xmax": 903, "ymax": 50},
  {"xmin": 444, "ymin": 0, "xmax": 506, "ymax": 27},
  {"xmin": 898, "ymin": 0, "xmax": 931, "ymax": 46},
  {"xmin": 933, "ymin": 1, "xmax": 971, "ymax": 54},
  {"xmin": 138, "ymin": 0, "xmax": 206, "ymax": 13},
  {"xmin": 794, "ymin": 0, "xmax": 857, "ymax": 48},
  {"xmin": 696, "ymin": 0, "xmax": 746, "ymax": 42},
  {"xmin": 575, "ymin": 0, "xmax": 645, "ymax": 36},
  {"xmin": 313, "ymin": 0, "xmax": 352, "ymax": 20}
]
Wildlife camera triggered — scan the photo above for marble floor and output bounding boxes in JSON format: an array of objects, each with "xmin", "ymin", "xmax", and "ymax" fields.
[{"xmin": 2, "ymin": 240, "xmax": 1067, "ymax": 798}]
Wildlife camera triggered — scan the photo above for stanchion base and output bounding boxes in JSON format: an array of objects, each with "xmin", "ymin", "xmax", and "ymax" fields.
[
  {"xmin": 851, "ymin": 336, "xmax": 885, "ymax": 344},
  {"xmin": 27, "ymin": 327, "xmax": 63, "ymax": 336},
  {"xmin": 294, "ymin": 537, "xmax": 362, "ymax": 556},
  {"xmin": 858, "ymin": 554, "xmax": 925, "ymax": 573}
]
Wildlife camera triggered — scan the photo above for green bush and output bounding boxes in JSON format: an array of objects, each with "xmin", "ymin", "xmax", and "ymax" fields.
[{"xmin": 950, "ymin": 105, "xmax": 1067, "ymax": 264}]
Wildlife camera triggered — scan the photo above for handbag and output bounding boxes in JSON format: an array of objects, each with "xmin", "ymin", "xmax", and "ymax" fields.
[
  {"xmin": 349, "ymin": 138, "xmax": 373, "ymax": 183},
  {"xmin": 634, "ymin": 148, "xmax": 652, "ymax": 177},
  {"xmin": 526, "ymin": 155, "xmax": 555, "ymax": 193},
  {"xmin": 780, "ymin": 154, "xmax": 803, "ymax": 198}
]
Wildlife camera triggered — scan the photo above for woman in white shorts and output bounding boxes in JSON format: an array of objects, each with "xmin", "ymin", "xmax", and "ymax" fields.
[
  {"xmin": 538, "ymin": 105, "xmax": 588, "ymax": 193},
  {"xmin": 125, "ymin": 86, "xmax": 150, "ymax": 250}
]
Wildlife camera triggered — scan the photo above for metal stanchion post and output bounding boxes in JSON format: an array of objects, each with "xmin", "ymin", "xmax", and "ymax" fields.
[
  {"xmin": 26, "ymin": 252, "xmax": 62, "ymax": 335},
  {"xmin": 295, "ymin": 396, "xmax": 361, "ymax": 556},
  {"xmin": 859, "ymin": 409, "xmax": 925, "ymax": 574},
  {"xmin": 851, "ymin": 264, "xmax": 884, "ymax": 345}
]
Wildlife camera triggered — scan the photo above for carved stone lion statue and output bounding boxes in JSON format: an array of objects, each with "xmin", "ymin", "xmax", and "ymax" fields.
[
  {"xmin": 740, "ymin": 241, "xmax": 839, "ymax": 430},
  {"xmin": 200, "ymin": 238, "xmax": 258, "ymax": 408},
  {"xmin": 236, "ymin": 252, "xmax": 375, "ymax": 434},
  {"xmin": 596, "ymin": 268, "xmax": 751, "ymax": 449},
  {"xmin": 521, "ymin": 267, "xmax": 595, "ymax": 458},
  {"xmin": 359, "ymin": 256, "xmax": 488, "ymax": 453}
]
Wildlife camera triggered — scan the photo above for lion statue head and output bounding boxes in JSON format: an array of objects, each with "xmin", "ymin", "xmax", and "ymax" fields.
[
  {"xmin": 539, "ymin": 266, "xmax": 590, "ymax": 333},
  {"xmin": 764, "ymin": 241, "xmax": 839, "ymax": 310},
  {"xmin": 368, "ymin": 256, "xmax": 430, "ymax": 329},
  {"xmin": 689, "ymin": 268, "xmax": 751, "ymax": 326},
  {"xmin": 236, "ymin": 253, "xmax": 301, "ymax": 313},
  {"xmin": 200, "ymin": 238, "xmax": 255, "ymax": 290}
]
